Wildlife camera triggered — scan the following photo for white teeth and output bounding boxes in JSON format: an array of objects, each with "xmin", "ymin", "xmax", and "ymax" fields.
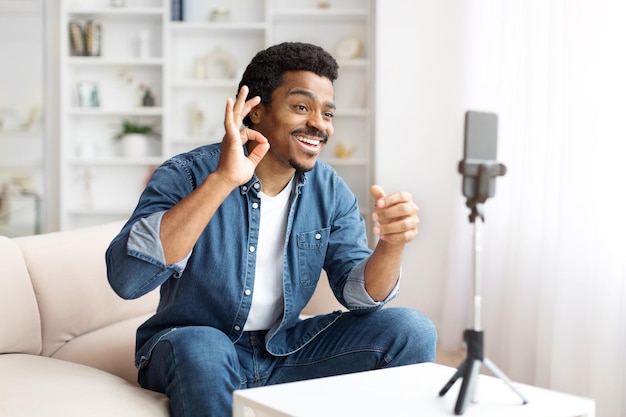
[{"xmin": 295, "ymin": 136, "xmax": 320, "ymax": 146}]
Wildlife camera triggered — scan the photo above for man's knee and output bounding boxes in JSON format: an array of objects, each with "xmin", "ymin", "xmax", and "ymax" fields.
[
  {"xmin": 143, "ymin": 327, "xmax": 239, "ymax": 386},
  {"xmin": 140, "ymin": 327, "xmax": 239, "ymax": 417},
  {"xmin": 378, "ymin": 308, "xmax": 438, "ymax": 364},
  {"xmin": 166, "ymin": 327, "xmax": 238, "ymax": 371}
]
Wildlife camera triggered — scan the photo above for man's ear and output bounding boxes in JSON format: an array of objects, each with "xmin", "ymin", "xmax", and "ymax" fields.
[{"xmin": 248, "ymin": 103, "xmax": 263, "ymax": 125}]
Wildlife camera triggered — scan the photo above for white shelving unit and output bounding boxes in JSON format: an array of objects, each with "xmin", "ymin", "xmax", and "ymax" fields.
[{"xmin": 59, "ymin": 0, "xmax": 375, "ymax": 231}]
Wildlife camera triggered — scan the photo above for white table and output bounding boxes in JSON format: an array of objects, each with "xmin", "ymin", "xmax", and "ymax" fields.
[{"xmin": 233, "ymin": 362, "xmax": 595, "ymax": 417}]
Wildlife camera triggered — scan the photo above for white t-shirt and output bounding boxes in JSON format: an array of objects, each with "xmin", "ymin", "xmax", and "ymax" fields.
[{"xmin": 243, "ymin": 179, "xmax": 293, "ymax": 331}]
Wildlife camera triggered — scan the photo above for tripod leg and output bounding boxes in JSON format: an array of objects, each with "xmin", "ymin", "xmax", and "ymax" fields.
[
  {"xmin": 454, "ymin": 358, "xmax": 481, "ymax": 415},
  {"xmin": 483, "ymin": 358, "xmax": 529, "ymax": 404},
  {"xmin": 439, "ymin": 360, "xmax": 467, "ymax": 396}
]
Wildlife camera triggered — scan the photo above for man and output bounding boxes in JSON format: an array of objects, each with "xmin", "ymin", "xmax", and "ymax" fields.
[{"xmin": 106, "ymin": 42, "xmax": 436, "ymax": 417}]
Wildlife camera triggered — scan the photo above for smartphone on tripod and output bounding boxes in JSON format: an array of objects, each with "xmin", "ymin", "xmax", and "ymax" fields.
[{"xmin": 439, "ymin": 110, "xmax": 526, "ymax": 415}]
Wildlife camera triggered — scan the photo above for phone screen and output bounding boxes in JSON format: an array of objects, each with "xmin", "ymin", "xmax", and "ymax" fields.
[{"xmin": 461, "ymin": 111, "xmax": 499, "ymax": 200}]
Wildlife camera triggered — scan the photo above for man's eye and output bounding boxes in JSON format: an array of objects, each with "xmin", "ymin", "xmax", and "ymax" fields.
[
  {"xmin": 324, "ymin": 112, "xmax": 334, "ymax": 119},
  {"xmin": 296, "ymin": 104, "xmax": 308, "ymax": 112}
]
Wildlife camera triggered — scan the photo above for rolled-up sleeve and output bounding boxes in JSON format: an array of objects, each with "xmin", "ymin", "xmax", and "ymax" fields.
[
  {"xmin": 343, "ymin": 258, "xmax": 400, "ymax": 311},
  {"xmin": 107, "ymin": 210, "xmax": 192, "ymax": 299},
  {"xmin": 127, "ymin": 211, "xmax": 191, "ymax": 275}
]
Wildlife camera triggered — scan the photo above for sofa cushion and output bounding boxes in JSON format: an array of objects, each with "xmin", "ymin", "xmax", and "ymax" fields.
[
  {"xmin": 0, "ymin": 354, "xmax": 169, "ymax": 416},
  {"xmin": 51, "ymin": 313, "xmax": 152, "ymax": 384},
  {"xmin": 0, "ymin": 236, "xmax": 42, "ymax": 355},
  {"xmin": 14, "ymin": 221, "xmax": 160, "ymax": 358}
]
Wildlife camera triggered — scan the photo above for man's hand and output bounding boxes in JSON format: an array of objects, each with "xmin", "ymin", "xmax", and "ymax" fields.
[
  {"xmin": 216, "ymin": 85, "xmax": 270, "ymax": 189},
  {"xmin": 370, "ymin": 185, "xmax": 420, "ymax": 245},
  {"xmin": 364, "ymin": 185, "xmax": 419, "ymax": 300},
  {"xmin": 160, "ymin": 86, "xmax": 269, "ymax": 264}
]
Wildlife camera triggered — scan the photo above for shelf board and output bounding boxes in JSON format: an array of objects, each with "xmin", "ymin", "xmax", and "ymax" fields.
[
  {"xmin": 66, "ymin": 207, "xmax": 133, "ymax": 216},
  {"xmin": 336, "ymin": 108, "xmax": 369, "ymax": 117},
  {"xmin": 336, "ymin": 58, "xmax": 369, "ymax": 68},
  {"xmin": 66, "ymin": 156, "xmax": 164, "ymax": 166},
  {"xmin": 66, "ymin": 7, "xmax": 164, "ymax": 17},
  {"xmin": 0, "ymin": 130, "xmax": 43, "ymax": 140},
  {"xmin": 170, "ymin": 79, "xmax": 239, "ymax": 88},
  {"xmin": 0, "ymin": 162, "xmax": 43, "ymax": 170},
  {"xmin": 321, "ymin": 157, "xmax": 368, "ymax": 166},
  {"xmin": 170, "ymin": 138, "xmax": 219, "ymax": 146},
  {"xmin": 67, "ymin": 57, "xmax": 164, "ymax": 66},
  {"xmin": 272, "ymin": 9, "xmax": 368, "ymax": 18},
  {"xmin": 67, "ymin": 107, "xmax": 163, "ymax": 116},
  {"xmin": 169, "ymin": 21, "xmax": 266, "ymax": 34}
]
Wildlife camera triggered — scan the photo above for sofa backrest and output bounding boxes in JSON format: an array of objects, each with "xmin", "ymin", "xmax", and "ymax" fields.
[
  {"xmin": 0, "ymin": 236, "xmax": 42, "ymax": 355},
  {"xmin": 14, "ymin": 221, "xmax": 159, "ymax": 358}
]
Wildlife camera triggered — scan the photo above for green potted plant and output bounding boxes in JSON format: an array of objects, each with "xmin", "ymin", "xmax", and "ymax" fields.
[{"xmin": 114, "ymin": 119, "xmax": 160, "ymax": 157}]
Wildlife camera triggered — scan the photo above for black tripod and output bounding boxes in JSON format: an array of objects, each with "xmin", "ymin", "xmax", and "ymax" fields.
[{"xmin": 438, "ymin": 160, "xmax": 528, "ymax": 414}]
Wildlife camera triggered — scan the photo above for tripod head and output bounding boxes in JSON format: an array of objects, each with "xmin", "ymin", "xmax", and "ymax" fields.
[
  {"xmin": 459, "ymin": 160, "xmax": 506, "ymax": 222},
  {"xmin": 459, "ymin": 111, "xmax": 506, "ymax": 223}
]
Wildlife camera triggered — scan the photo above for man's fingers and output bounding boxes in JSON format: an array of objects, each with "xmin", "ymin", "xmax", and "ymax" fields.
[
  {"xmin": 233, "ymin": 85, "xmax": 260, "ymax": 125},
  {"xmin": 241, "ymin": 128, "xmax": 268, "ymax": 146},
  {"xmin": 224, "ymin": 97, "xmax": 237, "ymax": 138},
  {"xmin": 248, "ymin": 144, "xmax": 270, "ymax": 166},
  {"xmin": 232, "ymin": 85, "xmax": 249, "ymax": 118},
  {"xmin": 375, "ymin": 201, "xmax": 419, "ymax": 222},
  {"xmin": 370, "ymin": 185, "xmax": 386, "ymax": 204},
  {"xmin": 378, "ymin": 191, "xmax": 414, "ymax": 208},
  {"xmin": 224, "ymin": 87, "xmax": 262, "ymax": 145},
  {"xmin": 373, "ymin": 210, "xmax": 420, "ymax": 243},
  {"xmin": 370, "ymin": 186, "xmax": 420, "ymax": 244}
]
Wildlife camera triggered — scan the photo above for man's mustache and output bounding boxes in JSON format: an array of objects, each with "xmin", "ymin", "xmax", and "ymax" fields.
[{"xmin": 292, "ymin": 128, "xmax": 328, "ymax": 143}]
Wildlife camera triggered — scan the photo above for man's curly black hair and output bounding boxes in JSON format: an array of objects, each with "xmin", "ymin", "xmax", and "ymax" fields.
[{"xmin": 237, "ymin": 42, "xmax": 339, "ymax": 127}]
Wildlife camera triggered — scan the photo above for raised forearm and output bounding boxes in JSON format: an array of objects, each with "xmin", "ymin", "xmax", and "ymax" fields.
[
  {"xmin": 364, "ymin": 240, "xmax": 403, "ymax": 301},
  {"xmin": 160, "ymin": 172, "xmax": 233, "ymax": 264}
]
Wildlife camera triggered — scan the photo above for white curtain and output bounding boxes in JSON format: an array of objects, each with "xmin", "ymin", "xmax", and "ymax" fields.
[{"xmin": 439, "ymin": 1, "xmax": 626, "ymax": 416}]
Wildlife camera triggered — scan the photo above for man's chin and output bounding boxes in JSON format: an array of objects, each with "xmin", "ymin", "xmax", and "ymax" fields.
[{"xmin": 289, "ymin": 158, "xmax": 317, "ymax": 173}]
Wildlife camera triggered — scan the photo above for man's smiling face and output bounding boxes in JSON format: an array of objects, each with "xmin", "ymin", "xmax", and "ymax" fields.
[{"xmin": 249, "ymin": 70, "xmax": 335, "ymax": 173}]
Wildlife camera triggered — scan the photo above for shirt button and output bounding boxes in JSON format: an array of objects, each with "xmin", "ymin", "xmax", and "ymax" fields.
[
  {"xmin": 252, "ymin": 202, "xmax": 259, "ymax": 209},
  {"xmin": 315, "ymin": 233, "xmax": 321, "ymax": 240},
  {"xmin": 234, "ymin": 325, "xmax": 241, "ymax": 331},
  {"xmin": 253, "ymin": 183, "xmax": 260, "ymax": 189},
  {"xmin": 249, "ymin": 246, "xmax": 255, "ymax": 252},
  {"xmin": 245, "ymin": 289, "xmax": 251, "ymax": 296},
  {"xmin": 242, "ymin": 186, "xmax": 247, "ymax": 191}
]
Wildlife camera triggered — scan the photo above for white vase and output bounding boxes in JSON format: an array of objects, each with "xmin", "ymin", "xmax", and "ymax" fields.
[{"xmin": 120, "ymin": 133, "xmax": 151, "ymax": 157}]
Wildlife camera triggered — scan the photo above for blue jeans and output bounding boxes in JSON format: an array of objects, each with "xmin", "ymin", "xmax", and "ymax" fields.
[{"xmin": 137, "ymin": 307, "xmax": 437, "ymax": 417}]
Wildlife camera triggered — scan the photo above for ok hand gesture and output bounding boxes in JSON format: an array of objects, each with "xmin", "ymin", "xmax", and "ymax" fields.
[{"xmin": 216, "ymin": 85, "xmax": 270, "ymax": 189}]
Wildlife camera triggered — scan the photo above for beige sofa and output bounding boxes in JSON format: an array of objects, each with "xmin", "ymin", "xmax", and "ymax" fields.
[
  {"xmin": 0, "ymin": 220, "xmax": 344, "ymax": 416},
  {"xmin": 0, "ymin": 221, "xmax": 169, "ymax": 416}
]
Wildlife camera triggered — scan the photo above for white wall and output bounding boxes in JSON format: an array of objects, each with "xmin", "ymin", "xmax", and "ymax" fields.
[{"xmin": 375, "ymin": 1, "xmax": 471, "ymax": 328}]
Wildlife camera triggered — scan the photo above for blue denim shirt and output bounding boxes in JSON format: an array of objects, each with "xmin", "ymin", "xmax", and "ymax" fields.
[{"xmin": 106, "ymin": 143, "xmax": 399, "ymax": 362}]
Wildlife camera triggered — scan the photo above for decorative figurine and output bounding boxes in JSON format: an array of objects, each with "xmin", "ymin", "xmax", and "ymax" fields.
[
  {"xmin": 142, "ymin": 88, "xmax": 156, "ymax": 107},
  {"xmin": 209, "ymin": 8, "xmax": 230, "ymax": 22},
  {"xmin": 335, "ymin": 143, "xmax": 356, "ymax": 159}
]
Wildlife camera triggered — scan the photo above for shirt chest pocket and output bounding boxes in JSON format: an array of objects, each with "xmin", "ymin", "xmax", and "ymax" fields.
[{"xmin": 297, "ymin": 228, "xmax": 330, "ymax": 287}]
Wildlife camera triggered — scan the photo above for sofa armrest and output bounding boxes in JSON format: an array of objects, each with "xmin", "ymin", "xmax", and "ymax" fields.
[{"xmin": 0, "ymin": 236, "xmax": 41, "ymax": 355}]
